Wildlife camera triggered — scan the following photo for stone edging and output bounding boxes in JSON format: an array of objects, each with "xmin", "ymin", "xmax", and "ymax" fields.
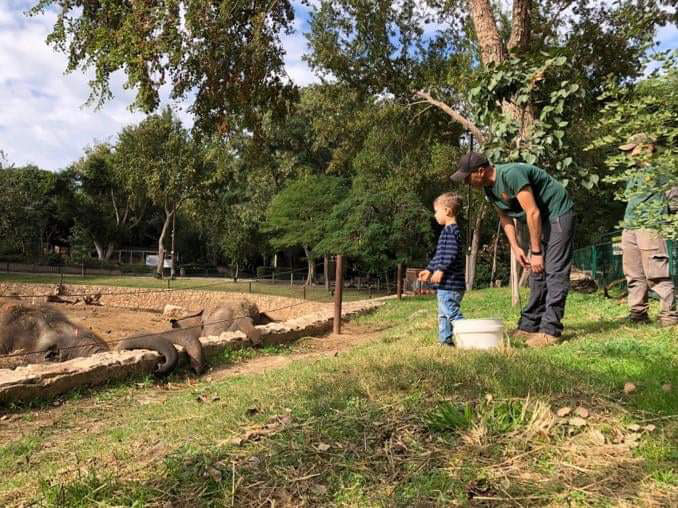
[{"xmin": 0, "ymin": 297, "xmax": 393, "ymax": 405}]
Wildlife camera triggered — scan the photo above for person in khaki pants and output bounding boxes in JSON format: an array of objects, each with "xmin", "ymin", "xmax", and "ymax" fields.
[{"xmin": 619, "ymin": 134, "xmax": 678, "ymax": 327}]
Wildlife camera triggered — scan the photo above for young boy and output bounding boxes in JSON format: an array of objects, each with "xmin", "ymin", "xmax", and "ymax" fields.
[{"xmin": 418, "ymin": 193, "xmax": 466, "ymax": 345}]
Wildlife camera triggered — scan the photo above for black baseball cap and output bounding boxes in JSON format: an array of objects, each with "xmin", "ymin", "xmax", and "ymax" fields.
[{"xmin": 450, "ymin": 152, "xmax": 490, "ymax": 182}]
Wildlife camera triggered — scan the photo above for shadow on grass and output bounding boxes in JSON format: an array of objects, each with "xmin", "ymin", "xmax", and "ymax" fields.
[
  {"xmin": 34, "ymin": 342, "xmax": 677, "ymax": 507},
  {"xmin": 564, "ymin": 317, "xmax": 628, "ymax": 337}
]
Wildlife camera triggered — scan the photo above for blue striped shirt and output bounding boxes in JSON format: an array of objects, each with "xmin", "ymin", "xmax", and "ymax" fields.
[{"xmin": 426, "ymin": 224, "xmax": 466, "ymax": 290}]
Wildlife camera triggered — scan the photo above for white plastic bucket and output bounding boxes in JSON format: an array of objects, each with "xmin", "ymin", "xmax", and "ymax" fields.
[{"xmin": 452, "ymin": 319, "xmax": 504, "ymax": 350}]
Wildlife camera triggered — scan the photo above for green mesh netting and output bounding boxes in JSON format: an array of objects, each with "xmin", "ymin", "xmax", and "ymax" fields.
[{"xmin": 573, "ymin": 237, "xmax": 677, "ymax": 288}]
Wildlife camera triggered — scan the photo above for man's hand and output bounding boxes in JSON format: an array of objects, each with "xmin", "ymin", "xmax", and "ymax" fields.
[
  {"xmin": 417, "ymin": 270, "xmax": 431, "ymax": 282},
  {"xmin": 515, "ymin": 248, "xmax": 530, "ymax": 269},
  {"xmin": 530, "ymin": 253, "xmax": 544, "ymax": 273},
  {"xmin": 430, "ymin": 270, "xmax": 444, "ymax": 284}
]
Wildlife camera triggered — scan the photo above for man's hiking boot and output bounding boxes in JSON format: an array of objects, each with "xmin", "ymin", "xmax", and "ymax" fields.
[
  {"xmin": 511, "ymin": 329, "xmax": 534, "ymax": 339},
  {"xmin": 659, "ymin": 316, "xmax": 678, "ymax": 327},
  {"xmin": 525, "ymin": 332, "xmax": 561, "ymax": 348},
  {"xmin": 625, "ymin": 313, "xmax": 650, "ymax": 324}
]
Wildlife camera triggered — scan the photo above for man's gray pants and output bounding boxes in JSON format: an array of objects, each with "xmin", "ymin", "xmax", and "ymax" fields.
[{"xmin": 518, "ymin": 210, "xmax": 575, "ymax": 337}]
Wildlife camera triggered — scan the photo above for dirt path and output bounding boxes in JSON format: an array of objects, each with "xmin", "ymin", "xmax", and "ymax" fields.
[
  {"xmin": 207, "ymin": 321, "xmax": 388, "ymax": 380},
  {"xmin": 0, "ymin": 321, "xmax": 388, "ymax": 440}
]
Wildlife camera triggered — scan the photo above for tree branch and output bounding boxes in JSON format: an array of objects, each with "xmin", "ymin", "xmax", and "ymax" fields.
[
  {"xmin": 414, "ymin": 90, "xmax": 487, "ymax": 145},
  {"xmin": 110, "ymin": 189, "xmax": 121, "ymax": 225}
]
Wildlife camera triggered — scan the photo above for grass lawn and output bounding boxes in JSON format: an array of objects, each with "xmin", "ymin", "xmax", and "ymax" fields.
[
  {"xmin": 0, "ymin": 272, "xmax": 389, "ymax": 302},
  {"xmin": 0, "ymin": 288, "xmax": 676, "ymax": 506}
]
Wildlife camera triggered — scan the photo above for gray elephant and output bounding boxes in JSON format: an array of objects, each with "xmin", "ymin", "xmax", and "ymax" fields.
[
  {"xmin": 0, "ymin": 303, "xmax": 204, "ymax": 374},
  {"xmin": 170, "ymin": 299, "xmax": 273, "ymax": 346}
]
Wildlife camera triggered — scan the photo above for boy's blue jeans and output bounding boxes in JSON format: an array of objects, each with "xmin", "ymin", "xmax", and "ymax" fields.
[{"xmin": 437, "ymin": 289, "xmax": 465, "ymax": 344}]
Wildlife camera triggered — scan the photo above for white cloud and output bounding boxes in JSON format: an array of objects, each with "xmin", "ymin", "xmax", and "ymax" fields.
[{"xmin": 0, "ymin": 2, "xmax": 318, "ymax": 171}]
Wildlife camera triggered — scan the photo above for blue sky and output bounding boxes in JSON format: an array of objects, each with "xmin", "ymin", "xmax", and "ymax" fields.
[{"xmin": 0, "ymin": 1, "xmax": 676, "ymax": 171}]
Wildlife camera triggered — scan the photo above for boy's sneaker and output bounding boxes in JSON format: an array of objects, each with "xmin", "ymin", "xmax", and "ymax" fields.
[
  {"xmin": 437, "ymin": 341, "xmax": 455, "ymax": 347},
  {"xmin": 525, "ymin": 332, "xmax": 560, "ymax": 348}
]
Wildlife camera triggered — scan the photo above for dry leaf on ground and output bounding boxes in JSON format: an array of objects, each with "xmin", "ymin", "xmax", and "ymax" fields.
[
  {"xmin": 568, "ymin": 416, "xmax": 587, "ymax": 427},
  {"xmin": 574, "ymin": 407, "xmax": 589, "ymax": 418},
  {"xmin": 557, "ymin": 407, "xmax": 572, "ymax": 417},
  {"xmin": 623, "ymin": 382, "xmax": 636, "ymax": 394}
]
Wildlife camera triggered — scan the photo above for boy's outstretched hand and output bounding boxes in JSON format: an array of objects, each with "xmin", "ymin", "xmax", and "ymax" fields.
[
  {"xmin": 430, "ymin": 270, "xmax": 444, "ymax": 284},
  {"xmin": 417, "ymin": 270, "xmax": 431, "ymax": 282}
]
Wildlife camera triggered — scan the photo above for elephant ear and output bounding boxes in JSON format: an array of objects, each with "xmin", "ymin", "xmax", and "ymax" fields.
[{"xmin": 170, "ymin": 309, "xmax": 204, "ymax": 328}]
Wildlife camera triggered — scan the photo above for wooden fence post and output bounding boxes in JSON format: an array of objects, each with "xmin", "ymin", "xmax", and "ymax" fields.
[
  {"xmin": 334, "ymin": 255, "xmax": 344, "ymax": 334},
  {"xmin": 396, "ymin": 263, "xmax": 403, "ymax": 300}
]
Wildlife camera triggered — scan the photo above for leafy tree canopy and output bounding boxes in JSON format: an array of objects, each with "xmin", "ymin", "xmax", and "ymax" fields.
[
  {"xmin": 590, "ymin": 51, "xmax": 678, "ymax": 239},
  {"xmin": 31, "ymin": 0, "xmax": 298, "ymax": 133},
  {"xmin": 264, "ymin": 174, "xmax": 348, "ymax": 254}
]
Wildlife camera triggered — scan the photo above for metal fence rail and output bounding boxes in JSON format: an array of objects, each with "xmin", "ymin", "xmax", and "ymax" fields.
[{"xmin": 573, "ymin": 236, "xmax": 677, "ymax": 288}]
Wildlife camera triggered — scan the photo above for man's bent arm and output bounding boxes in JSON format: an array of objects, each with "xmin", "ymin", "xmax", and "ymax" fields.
[
  {"xmin": 499, "ymin": 213, "xmax": 521, "ymax": 252},
  {"xmin": 515, "ymin": 186, "xmax": 542, "ymax": 253}
]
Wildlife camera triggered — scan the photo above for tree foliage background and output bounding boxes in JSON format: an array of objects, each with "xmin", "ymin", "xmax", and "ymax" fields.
[{"xmin": 2, "ymin": 1, "xmax": 675, "ymax": 284}]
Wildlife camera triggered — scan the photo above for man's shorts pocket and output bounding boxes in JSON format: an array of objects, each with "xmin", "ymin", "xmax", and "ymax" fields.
[{"xmin": 647, "ymin": 254, "xmax": 670, "ymax": 280}]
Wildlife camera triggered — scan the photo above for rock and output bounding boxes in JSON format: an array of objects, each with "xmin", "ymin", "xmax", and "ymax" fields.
[
  {"xmin": 661, "ymin": 383, "xmax": 672, "ymax": 393},
  {"xmin": 556, "ymin": 406, "xmax": 572, "ymax": 417},
  {"xmin": 623, "ymin": 382, "xmax": 637, "ymax": 394},
  {"xmin": 163, "ymin": 304, "xmax": 187, "ymax": 318},
  {"xmin": 317, "ymin": 442, "xmax": 331, "ymax": 451},
  {"xmin": 627, "ymin": 423, "xmax": 641, "ymax": 432},
  {"xmin": 644, "ymin": 424, "xmax": 656, "ymax": 432}
]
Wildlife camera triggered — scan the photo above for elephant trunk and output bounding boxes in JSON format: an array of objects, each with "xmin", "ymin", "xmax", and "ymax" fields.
[
  {"xmin": 163, "ymin": 328, "xmax": 206, "ymax": 374},
  {"xmin": 116, "ymin": 336, "xmax": 178, "ymax": 374}
]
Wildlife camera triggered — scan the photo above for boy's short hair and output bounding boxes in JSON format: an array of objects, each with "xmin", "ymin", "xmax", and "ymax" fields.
[{"xmin": 434, "ymin": 192, "xmax": 462, "ymax": 216}]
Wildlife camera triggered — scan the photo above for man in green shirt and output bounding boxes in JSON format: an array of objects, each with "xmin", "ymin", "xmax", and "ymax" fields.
[
  {"xmin": 451, "ymin": 152, "xmax": 575, "ymax": 346},
  {"xmin": 619, "ymin": 134, "xmax": 677, "ymax": 327}
]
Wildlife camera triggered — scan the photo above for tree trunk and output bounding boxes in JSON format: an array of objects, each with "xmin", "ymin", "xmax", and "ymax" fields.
[
  {"xmin": 490, "ymin": 220, "xmax": 501, "ymax": 286},
  {"xmin": 156, "ymin": 210, "xmax": 172, "ymax": 279},
  {"xmin": 93, "ymin": 241, "xmax": 104, "ymax": 260},
  {"xmin": 465, "ymin": 202, "xmax": 487, "ymax": 290},
  {"xmin": 303, "ymin": 246, "xmax": 315, "ymax": 286},
  {"xmin": 170, "ymin": 206, "xmax": 177, "ymax": 279},
  {"xmin": 467, "ymin": 0, "xmax": 507, "ymax": 65},
  {"xmin": 324, "ymin": 255, "xmax": 329, "ymax": 291}
]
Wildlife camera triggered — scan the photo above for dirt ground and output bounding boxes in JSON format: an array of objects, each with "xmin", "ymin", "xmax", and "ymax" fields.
[{"xmin": 59, "ymin": 304, "xmax": 171, "ymax": 345}]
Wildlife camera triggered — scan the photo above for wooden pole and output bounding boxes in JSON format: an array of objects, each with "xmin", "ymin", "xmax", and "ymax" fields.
[
  {"xmin": 333, "ymin": 255, "xmax": 344, "ymax": 334},
  {"xmin": 396, "ymin": 263, "xmax": 403, "ymax": 300},
  {"xmin": 324, "ymin": 255, "xmax": 329, "ymax": 292}
]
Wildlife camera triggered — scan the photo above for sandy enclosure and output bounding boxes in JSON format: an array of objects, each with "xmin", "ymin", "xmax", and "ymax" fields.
[{"xmin": 0, "ymin": 284, "xmax": 333, "ymax": 367}]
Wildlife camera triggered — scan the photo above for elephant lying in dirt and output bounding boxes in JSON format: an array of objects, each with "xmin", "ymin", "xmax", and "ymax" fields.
[
  {"xmin": 170, "ymin": 299, "xmax": 273, "ymax": 346},
  {"xmin": 0, "ymin": 303, "xmax": 204, "ymax": 374}
]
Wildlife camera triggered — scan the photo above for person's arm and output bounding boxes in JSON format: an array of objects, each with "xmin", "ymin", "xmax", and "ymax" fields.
[
  {"xmin": 420, "ymin": 231, "xmax": 443, "ymax": 282},
  {"xmin": 515, "ymin": 186, "xmax": 544, "ymax": 273},
  {"xmin": 498, "ymin": 211, "xmax": 530, "ymax": 269}
]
